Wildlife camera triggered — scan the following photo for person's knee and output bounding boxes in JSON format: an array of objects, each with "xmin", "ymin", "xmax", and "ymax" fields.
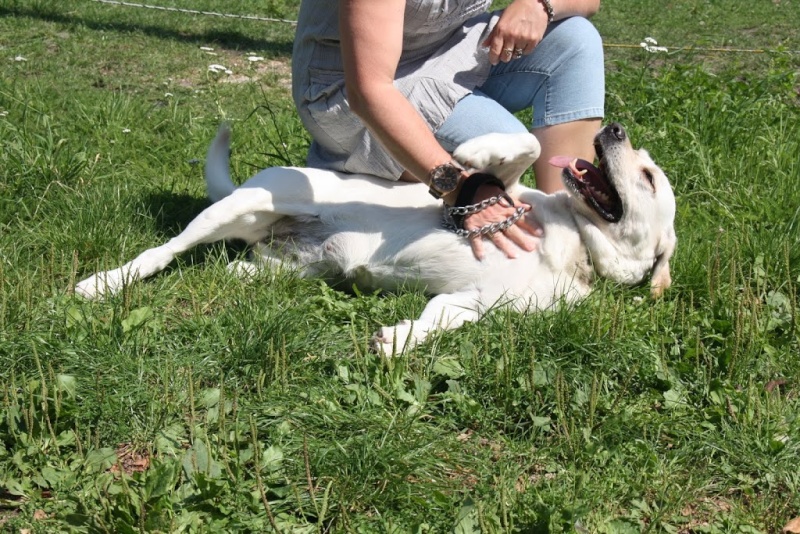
[
  {"xmin": 547, "ymin": 17, "xmax": 603, "ymax": 59},
  {"xmin": 435, "ymin": 92, "xmax": 527, "ymax": 152}
]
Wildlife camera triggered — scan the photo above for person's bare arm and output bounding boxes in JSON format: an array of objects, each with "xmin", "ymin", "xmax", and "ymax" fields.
[
  {"xmin": 339, "ymin": 0, "xmax": 539, "ymax": 259},
  {"xmin": 340, "ymin": 0, "xmax": 451, "ymax": 184}
]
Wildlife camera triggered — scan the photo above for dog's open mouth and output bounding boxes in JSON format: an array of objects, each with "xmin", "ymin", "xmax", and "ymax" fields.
[{"xmin": 549, "ymin": 149, "xmax": 623, "ymax": 222}]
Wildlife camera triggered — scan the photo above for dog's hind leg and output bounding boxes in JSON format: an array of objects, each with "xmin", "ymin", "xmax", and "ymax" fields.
[
  {"xmin": 226, "ymin": 241, "xmax": 305, "ymax": 280},
  {"xmin": 75, "ymin": 188, "xmax": 282, "ymax": 299}
]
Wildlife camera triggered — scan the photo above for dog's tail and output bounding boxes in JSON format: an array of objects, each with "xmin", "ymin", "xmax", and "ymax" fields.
[{"xmin": 205, "ymin": 123, "xmax": 237, "ymax": 202}]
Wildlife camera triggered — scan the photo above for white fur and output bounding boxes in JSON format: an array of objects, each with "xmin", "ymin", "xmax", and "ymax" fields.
[{"xmin": 76, "ymin": 123, "xmax": 676, "ymax": 354}]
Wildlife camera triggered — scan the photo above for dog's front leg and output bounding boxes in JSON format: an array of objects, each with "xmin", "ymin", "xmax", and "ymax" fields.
[
  {"xmin": 372, "ymin": 290, "xmax": 481, "ymax": 356},
  {"xmin": 452, "ymin": 132, "xmax": 541, "ymax": 190}
]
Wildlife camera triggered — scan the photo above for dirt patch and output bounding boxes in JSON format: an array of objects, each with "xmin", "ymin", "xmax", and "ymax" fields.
[
  {"xmin": 202, "ymin": 48, "xmax": 292, "ymax": 89},
  {"xmin": 110, "ymin": 443, "xmax": 151, "ymax": 476},
  {"xmin": 678, "ymin": 497, "xmax": 734, "ymax": 533}
]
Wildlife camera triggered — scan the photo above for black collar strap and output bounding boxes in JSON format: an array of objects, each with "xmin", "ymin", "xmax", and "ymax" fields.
[
  {"xmin": 450, "ymin": 173, "xmax": 512, "ymax": 230},
  {"xmin": 455, "ymin": 173, "xmax": 506, "ymax": 208}
]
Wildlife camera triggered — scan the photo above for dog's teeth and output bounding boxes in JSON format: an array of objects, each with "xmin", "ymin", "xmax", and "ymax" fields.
[
  {"xmin": 569, "ymin": 158, "xmax": 587, "ymax": 177},
  {"xmin": 586, "ymin": 182, "xmax": 609, "ymax": 205}
]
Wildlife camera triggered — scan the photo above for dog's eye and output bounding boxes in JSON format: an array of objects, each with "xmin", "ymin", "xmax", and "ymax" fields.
[{"xmin": 643, "ymin": 169, "xmax": 655, "ymax": 186}]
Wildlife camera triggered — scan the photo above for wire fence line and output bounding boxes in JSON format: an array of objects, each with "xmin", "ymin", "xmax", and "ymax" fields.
[
  {"xmin": 88, "ymin": 0, "xmax": 799, "ymax": 55},
  {"xmin": 89, "ymin": 0, "xmax": 297, "ymax": 25},
  {"xmin": 606, "ymin": 43, "xmax": 796, "ymax": 55}
]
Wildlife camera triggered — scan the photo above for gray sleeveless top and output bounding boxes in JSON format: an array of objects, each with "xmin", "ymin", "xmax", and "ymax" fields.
[{"xmin": 292, "ymin": 0, "xmax": 496, "ymax": 180}]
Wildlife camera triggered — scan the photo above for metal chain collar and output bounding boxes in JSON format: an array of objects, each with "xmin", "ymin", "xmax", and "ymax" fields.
[
  {"xmin": 445, "ymin": 193, "xmax": 514, "ymax": 217},
  {"xmin": 442, "ymin": 200, "xmax": 527, "ymax": 239}
]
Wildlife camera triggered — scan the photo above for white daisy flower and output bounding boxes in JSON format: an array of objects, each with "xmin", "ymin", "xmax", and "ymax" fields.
[
  {"xmin": 208, "ymin": 64, "xmax": 232, "ymax": 75},
  {"xmin": 640, "ymin": 37, "xmax": 668, "ymax": 53}
]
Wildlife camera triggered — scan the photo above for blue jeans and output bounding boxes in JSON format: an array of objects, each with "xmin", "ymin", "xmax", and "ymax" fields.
[{"xmin": 434, "ymin": 16, "xmax": 605, "ymax": 152}]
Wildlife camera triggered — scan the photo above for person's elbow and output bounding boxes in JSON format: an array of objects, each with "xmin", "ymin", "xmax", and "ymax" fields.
[
  {"xmin": 344, "ymin": 79, "xmax": 388, "ymax": 120},
  {"xmin": 345, "ymin": 81, "xmax": 369, "ymax": 118},
  {"xmin": 584, "ymin": 0, "xmax": 601, "ymax": 17}
]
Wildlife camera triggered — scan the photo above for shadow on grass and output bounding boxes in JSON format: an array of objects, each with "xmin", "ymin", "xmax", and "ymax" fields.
[
  {"xmin": 0, "ymin": 4, "xmax": 294, "ymax": 57},
  {"xmin": 144, "ymin": 189, "xmax": 207, "ymax": 234},
  {"xmin": 142, "ymin": 189, "xmax": 247, "ymax": 267}
]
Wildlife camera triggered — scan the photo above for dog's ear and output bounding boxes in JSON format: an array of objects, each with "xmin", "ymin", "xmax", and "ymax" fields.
[{"xmin": 650, "ymin": 230, "xmax": 676, "ymax": 298}]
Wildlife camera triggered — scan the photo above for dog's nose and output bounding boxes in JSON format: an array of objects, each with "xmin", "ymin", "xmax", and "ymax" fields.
[{"xmin": 608, "ymin": 123, "xmax": 626, "ymax": 141}]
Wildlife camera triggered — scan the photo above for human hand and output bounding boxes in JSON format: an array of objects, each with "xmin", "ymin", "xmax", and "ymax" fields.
[
  {"xmin": 463, "ymin": 184, "xmax": 542, "ymax": 260},
  {"xmin": 483, "ymin": 0, "xmax": 550, "ymax": 65}
]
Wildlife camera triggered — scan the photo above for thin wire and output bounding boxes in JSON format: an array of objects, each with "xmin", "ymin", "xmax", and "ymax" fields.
[
  {"xmin": 87, "ymin": 0, "xmax": 800, "ymax": 55},
  {"xmin": 88, "ymin": 0, "xmax": 297, "ymax": 25},
  {"xmin": 605, "ymin": 43, "xmax": 799, "ymax": 54}
]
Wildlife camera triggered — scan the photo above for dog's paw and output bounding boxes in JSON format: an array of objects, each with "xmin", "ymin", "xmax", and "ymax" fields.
[
  {"xmin": 371, "ymin": 320, "xmax": 415, "ymax": 356},
  {"xmin": 453, "ymin": 132, "xmax": 541, "ymax": 170},
  {"xmin": 227, "ymin": 259, "xmax": 261, "ymax": 279},
  {"xmin": 74, "ymin": 270, "xmax": 126, "ymax": 299}
]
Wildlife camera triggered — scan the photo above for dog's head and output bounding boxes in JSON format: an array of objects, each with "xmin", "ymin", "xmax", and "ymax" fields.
[{"xmin": 551, "ymin": 123, "xmax": 677, "ymax": 297}]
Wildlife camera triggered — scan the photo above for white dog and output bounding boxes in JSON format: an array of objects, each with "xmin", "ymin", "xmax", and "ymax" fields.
[{"xmin": 76, "ymin": 123, "xmax": 676, "ymax": 353}]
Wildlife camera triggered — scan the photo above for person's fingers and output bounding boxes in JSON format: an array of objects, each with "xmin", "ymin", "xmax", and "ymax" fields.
[
  {"xmin": 483, "ymin": 0, "xmax": 548, "ymax": 63},
  {"xmin": 489, "ymin": 41, "xmax": 515, "ymax": 64},
  {"xmin": 482, "ymin": 27, "xmax": 499, "ymax": 63},
  {"xmin": 501, "ymin": 44, "xmax": 516, "ymax": 63},
  {"xmin": 516, "ymin": 217, "xmax": 543, "ymax": 238},
  {"xmin": 483, "ymin": 31, "xmax": 520, "ymax": 64},
  {"xmin": 502, "ymin": 224, "xmax": 537, "ymax": 252},
  {"xmin": 469, "ymin": 235, "xmax": 486, "ymax": 261},
  {"xmin": 463, "ymin": 201, "xmax": 544, "ymax": 259},
  {"xmin": 515, "ymin": 205, "xmax": 544, "ymax": 238},
  {"xmin": 490, "ymin": 231, "xmax": 518, "ymax": 259},
  {"xmin": 482, "ymin": 28, "xmax": 501, "ymax": 64}
]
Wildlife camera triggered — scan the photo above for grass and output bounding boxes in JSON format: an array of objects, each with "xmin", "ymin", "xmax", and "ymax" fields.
[{"xmin": 1, "ymin": 0, "xmax": 799, "ymax": 532}]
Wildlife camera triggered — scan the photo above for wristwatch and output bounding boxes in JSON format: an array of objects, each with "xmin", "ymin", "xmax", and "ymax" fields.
[{"xmin": 428, "ymin": 161, "xmax": 464, "ymax": 199}]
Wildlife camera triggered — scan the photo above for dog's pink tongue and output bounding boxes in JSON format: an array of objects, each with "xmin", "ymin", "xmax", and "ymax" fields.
[
  {"xmin": 549, "ymin": 157, "xmax": 596, "ymax": 176},
  {"xmin": 548, "ymin": 156, "xmax": 574, "ymax": 169}
]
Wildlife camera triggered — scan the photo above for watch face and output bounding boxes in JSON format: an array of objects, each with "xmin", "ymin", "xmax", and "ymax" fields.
[{"xmin": 431, "ymin": 164, "xmax": 460, "ymax": 193}]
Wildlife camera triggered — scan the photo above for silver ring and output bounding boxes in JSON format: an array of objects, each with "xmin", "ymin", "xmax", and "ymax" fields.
[{"xmin": 503, "ymin": 47, "xmax": 514, "ymax": 56}]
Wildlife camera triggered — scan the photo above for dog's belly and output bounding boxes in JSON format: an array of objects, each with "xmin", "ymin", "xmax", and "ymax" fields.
[
  {"xmin": 260, "ymin": 216, "xmax": 591, "ymax": 312},
  {"xmin": 253, "ymin": 188, "xmax": 592, "ymax": 307},
  {"xmin": 261, "ymin": 212, "xmax": 487, "ymax": 294}
]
